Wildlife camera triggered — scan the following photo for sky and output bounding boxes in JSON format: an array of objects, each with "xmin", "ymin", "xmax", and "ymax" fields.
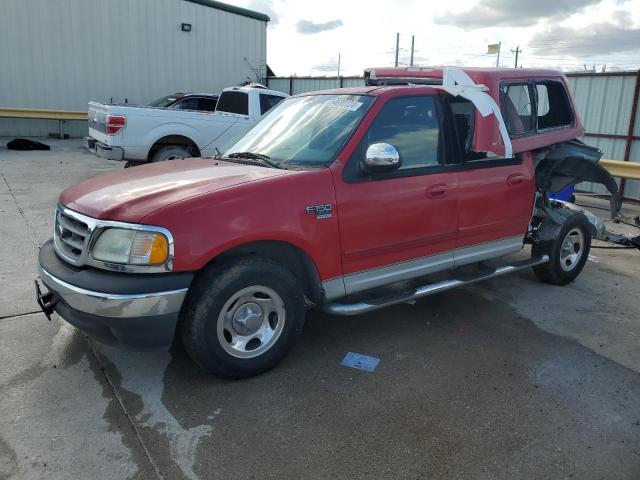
[{"xmin": 228, "ymin": 0, "xmax": 640, "ymax": 76}]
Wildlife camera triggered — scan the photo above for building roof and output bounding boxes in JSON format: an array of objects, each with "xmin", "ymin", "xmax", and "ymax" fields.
[{"xmin": 184, "ymin": 0, "xmax": 270, "ymax": 22}]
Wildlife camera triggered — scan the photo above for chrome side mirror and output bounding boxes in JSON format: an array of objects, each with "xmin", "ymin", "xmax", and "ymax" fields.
[{"xmin": 363, "ymin": 143, "xmax": 401, "ymax": 173}]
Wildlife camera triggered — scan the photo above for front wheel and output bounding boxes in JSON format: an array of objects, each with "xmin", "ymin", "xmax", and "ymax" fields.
[
  {"xmin": 180, "ymin": 257, "xmax": 306, "ymax": 379},
  {"xmin": 532, "ymin": 213, "xmax": 592, "ymax": 285}
]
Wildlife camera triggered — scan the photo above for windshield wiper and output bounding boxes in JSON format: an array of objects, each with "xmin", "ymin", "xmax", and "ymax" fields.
[{"xmin": 225, "ymin": 151, "xmax": 282, "ymax": 169}]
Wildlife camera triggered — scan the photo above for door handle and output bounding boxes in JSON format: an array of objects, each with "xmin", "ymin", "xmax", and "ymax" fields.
[
  {"xmin": 426, "ymin": 184, "xmax": 448, "ymax": 199},
  {"xmin": 507, "ymin": 173, "xmax": 525, "ymax": 186}
]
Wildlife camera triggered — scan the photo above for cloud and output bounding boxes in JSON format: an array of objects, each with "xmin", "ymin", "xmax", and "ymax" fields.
[
  {"xmin": 527, "ymin": 22, "xmax": 640, "ymax": 56},
  {"xmin": 296, "ymin": 19, "xmax": 343, "ymax": 34},
  {"xmin": 246, "ymin": 0, "xmax": 280, "ymax": 25},
  {"xmin": 434, "ymin": 0, "xmax": 601, "ymax": 29}
]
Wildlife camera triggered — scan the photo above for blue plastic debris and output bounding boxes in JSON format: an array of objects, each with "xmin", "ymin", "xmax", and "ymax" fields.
[{"xmin": 341, "ymin": 352, "xmax": 380, "ymax": 372}]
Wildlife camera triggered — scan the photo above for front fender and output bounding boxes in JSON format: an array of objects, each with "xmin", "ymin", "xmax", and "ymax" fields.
[{"xmin": 140, "ymin": 168, "xmax": 343, "ymax": 281}]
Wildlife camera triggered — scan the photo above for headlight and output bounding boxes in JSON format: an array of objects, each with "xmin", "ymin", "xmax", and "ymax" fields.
[{"xmin": 91, "ymin": 228, "xmax": 169, "ymax": 266}]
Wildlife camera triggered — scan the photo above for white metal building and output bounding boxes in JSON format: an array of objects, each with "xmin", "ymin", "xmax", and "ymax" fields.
[{"xmin": 0, "ymin": 0, "xmax": 269, "ymax": 136}]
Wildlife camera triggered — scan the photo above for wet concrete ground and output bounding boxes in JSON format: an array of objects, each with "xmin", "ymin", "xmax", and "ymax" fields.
[{"xmin": 1, "ymin": 139, "xmax": 640, "ymax": 479}]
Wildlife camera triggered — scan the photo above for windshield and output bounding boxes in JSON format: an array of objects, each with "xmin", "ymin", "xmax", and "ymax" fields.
[
  {"xmin": 147, "ymin": 94, "xmax": 179, "ymax": 108},
  {"xmin": 224, "ymin": 94, "xmax": 374, "ymax": 167}
]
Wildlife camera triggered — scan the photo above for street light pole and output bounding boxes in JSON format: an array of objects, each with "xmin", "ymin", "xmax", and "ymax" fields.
[
  {"xmin": 395, "ymin": 33, "xmax": 400, "ymax": 67},
  {"xmin": 410, "ymin": 35, "xmax": 415, "ymax": 67},
  {"xmin": 511, "ymin": 46, "xmax": 521, "ymax": 68}
]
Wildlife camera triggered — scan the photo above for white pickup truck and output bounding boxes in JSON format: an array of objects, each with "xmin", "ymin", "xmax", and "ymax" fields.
[{"xmin": 84, "ymin": 85, "xmax": 287, "ymax": 164}]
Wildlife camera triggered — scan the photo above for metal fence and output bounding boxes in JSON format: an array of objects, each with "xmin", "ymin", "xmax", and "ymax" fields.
[
  {"xmin": 267, "ymin": 71, "xmax": 640, "ymax": 200},
  {"xmin": 567, "ymin": 72, "xmax": 640, "ymax": 199}
]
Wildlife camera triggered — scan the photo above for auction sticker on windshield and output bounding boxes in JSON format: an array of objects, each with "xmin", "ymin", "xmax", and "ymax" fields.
[{"xmin": 325, "ymin": 97, "xmax": 363, "ymax": 111}]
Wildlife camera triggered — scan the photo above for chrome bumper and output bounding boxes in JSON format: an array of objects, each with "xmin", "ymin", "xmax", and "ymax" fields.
[
  {"xmin": 84, "ymin": 137, "xmax": 124, "ymax": 161},
  {"xmin": 38, "ymin": 265, "xmax": 187, "ymax": 319}
]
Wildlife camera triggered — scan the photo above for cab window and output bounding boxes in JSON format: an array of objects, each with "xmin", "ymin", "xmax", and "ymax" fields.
[
  {"xmin": 216, "ymin": 91, "xmax": 249, "ymax": 115},
  {"xmin": 366, "ymin": 96, "xmax": 442, "ymax": 171},
  {"xmin": 501, "ymin": 83, "xmax": 534, "ymax": 135},
  {"xmin": 535, "ymin": 81, "xmax": 573, "ymax": 130},
  {"xmin": 197, "ymin": 97, "xmax": 218, "ymax": 111},
  {"xmin": 259, "ymin": 94, "xmax": 285, "ymax": 115},
  {"xmin": 172, "ymin": 97, "xmax": 199, "ymax": 110}
]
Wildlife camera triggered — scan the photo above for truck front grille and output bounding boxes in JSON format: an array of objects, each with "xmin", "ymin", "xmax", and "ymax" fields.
[{"xmin": 54, "ymin": 207, "xmax": 93, "ymax": 265}]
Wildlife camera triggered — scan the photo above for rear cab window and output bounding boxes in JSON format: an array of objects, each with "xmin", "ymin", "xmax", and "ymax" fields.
[
  {"xmin": 448, "ymin": 96, "xmax": 513, "ymax": 163},
  {"xmin": 500, "ymin": 78, "xmax": 574, "ymax": 136},
  {"xmin": 259, "ymin": 94, "xmax": 285, "ymax": 115},
  {"xmin": 501, "ymin": 83, "xmax": 534, "ymax": 135},
  {"xmin": 535, "ymin": 80, "xmax": 573, "ymax": 130},
  {"xmin": 216, "ymin": 91, "xmax": 249, "ymax": 115}
]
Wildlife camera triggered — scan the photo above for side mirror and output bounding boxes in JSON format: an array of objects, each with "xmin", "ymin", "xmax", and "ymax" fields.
[{"xmin": 362, "ymin": 143, "xmax": 401, "ymax": 173}]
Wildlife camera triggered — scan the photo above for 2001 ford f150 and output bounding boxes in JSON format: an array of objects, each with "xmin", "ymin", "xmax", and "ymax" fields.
[
  {"xmin": 84, "ymin": 85, "xmax": 287, "ymax": 164},
  {"xmin": 36, "ymin": 67, "xmax": 620, "ymax": 379}
]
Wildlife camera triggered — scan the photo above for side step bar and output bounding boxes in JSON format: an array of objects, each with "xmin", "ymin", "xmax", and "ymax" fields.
[{"xmin": 323, "ymin": 254, "xmax": 549, "ymax": 316}]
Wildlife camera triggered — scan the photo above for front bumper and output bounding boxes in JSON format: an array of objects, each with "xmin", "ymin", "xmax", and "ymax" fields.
[
  {"xmin": 84, "ymin": 136, "xmax": 124, "ymax": 161},
  {"xmin": 37, "ymin": 239, "xmax": 193, "ymax": 350}
]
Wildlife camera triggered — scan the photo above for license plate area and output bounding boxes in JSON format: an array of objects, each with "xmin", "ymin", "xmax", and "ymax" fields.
[{"xmin": 34, "ymin": 279, "xmax": 58, "ymax": 321}]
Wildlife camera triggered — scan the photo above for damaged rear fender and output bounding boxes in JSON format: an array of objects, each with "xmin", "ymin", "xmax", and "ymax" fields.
[{"xmin": 534, "ymin": 140, "xmax": 621, "ymax": 218}]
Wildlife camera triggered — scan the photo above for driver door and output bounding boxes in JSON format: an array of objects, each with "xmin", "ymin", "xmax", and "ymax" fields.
[{"xmin": 333, "ymin": 94, "xmax": 459, "ymax": 295}]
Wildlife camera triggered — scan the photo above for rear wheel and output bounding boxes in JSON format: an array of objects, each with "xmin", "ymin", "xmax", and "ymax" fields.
[
  {"xmin": 532, "ymin": 213, "xmax": 591, "ymax": 285},
  {"xmin": 151, "ymin": 144, "xmax": 192, "ymax": 162},
  {"xmin": 180, "ymin": 256, "xmax": 306, "ymax": 379}
]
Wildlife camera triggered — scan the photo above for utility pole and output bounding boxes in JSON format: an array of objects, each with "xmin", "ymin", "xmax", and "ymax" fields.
[
  {"xmin": 395, "ymin": 33, "xmax": 400, "ymax": 67},
  {"xmin": 336, "ymin": 53, "xmax": 341, "ymax": 88},
  {"xmin": 496, "ymin": 41, "xmax": 501, "ymax": 68},
  {"xmin": 410, "ymin": 35, "xmax": 415, "ymax": 67},
  {"xmin": 511, "ymin": 45, "xmax": 521, "ymax": 68}
]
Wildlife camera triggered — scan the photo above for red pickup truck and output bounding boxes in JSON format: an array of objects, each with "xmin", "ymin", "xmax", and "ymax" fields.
[{"xmin": 36, "ymin": 67, "xmax": 619, "ymax": 378}]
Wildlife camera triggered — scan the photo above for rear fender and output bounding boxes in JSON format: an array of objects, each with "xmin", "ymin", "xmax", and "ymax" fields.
[
  {"xmin": 144, "ymin": 123, "xmax": 201, "ymax": 156},
  {"xmin": 534, "ymin": 140, "xmax": 621, "ymax": 218}
]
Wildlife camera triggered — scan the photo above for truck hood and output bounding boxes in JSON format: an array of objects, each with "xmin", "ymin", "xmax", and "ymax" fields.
[{"xmin": 60, "ymin": 158, "xmax": 291, "ymax": 223}]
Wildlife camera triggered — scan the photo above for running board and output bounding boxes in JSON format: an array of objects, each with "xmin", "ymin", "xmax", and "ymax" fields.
[{"xmin": 323, "ymin": 254, "xmax": 549, "ymax": 316}]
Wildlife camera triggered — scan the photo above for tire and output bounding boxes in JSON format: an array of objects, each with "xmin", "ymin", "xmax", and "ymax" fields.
[
  {"xmin": 179, "ymin": 256, "xmax": 306, "ymax": 379},
  {"xmin": 123, "ymin": 160, "xmax": 145, "ymax": 168},
  {"xmin": 532, "ymin": 213, "xmax": 592, "ymax": 285},
  {"xmin": 150, "ymin": 144, "xmax": 192, "ymax": 163}
]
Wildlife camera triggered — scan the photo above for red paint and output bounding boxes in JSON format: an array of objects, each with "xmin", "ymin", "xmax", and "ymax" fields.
[
  {"xmin": 60, "ymin": 159, "xmax": 290, "ymax": 222},
  {"xmin": 59, "ymin": 68, "xmax": 575, "ymax": 284}
]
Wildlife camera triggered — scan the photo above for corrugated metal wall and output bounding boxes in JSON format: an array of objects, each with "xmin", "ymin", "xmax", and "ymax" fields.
[
  {"xmin": 266, "ymin": 77, "xmax": 365, "ymax": 94},
  {"xmin": 566, "ymin": 72, "xmax": 639, "ymax": 199},
  {"xmin": 268, "ymin": 72, "xmax": 640, "ymax": 199},
  {"xmin": 0, "ymin": 0, "xmax": 267, "ymax": 137}
]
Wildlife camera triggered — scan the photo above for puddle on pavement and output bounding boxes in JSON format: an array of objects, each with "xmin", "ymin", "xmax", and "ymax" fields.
[{"xmin": 93, "ymin": 344, "xmax": 218, "ymax": 480}]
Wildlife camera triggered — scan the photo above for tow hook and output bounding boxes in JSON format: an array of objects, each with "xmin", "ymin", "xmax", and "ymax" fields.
[{"xmin": 34, "ymin": 279, "xmax": 58, "ymax": 321}]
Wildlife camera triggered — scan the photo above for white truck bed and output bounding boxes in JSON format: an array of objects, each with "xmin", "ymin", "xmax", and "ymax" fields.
[{"xmin": 85, "ymin": 86, "xmax": 287, "ymax": 162}]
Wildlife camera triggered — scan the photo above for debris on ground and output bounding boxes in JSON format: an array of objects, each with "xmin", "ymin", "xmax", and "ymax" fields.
[
  {"xmin": 341, "ymin": 352, "xmax": 380, "ymax": 372},
  {"xmin": 7, "ymin": 138, "xmax": 51, "ymax": 151}
]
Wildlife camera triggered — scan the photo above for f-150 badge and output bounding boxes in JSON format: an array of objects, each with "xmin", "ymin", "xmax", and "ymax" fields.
[{"xmin": 305, "ymin": 204, "xmax": 332, "ymax": 219}]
